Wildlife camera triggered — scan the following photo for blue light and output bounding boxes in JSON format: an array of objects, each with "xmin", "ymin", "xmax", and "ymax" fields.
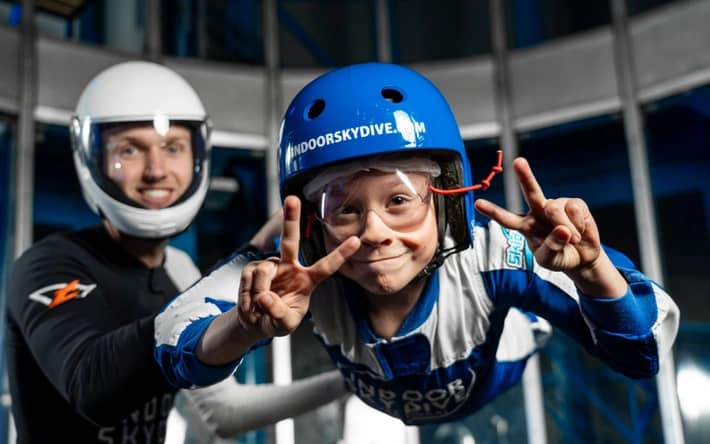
[{"xmin": 9, "ymin": 5, "xmax": 21, "ymax": 27}]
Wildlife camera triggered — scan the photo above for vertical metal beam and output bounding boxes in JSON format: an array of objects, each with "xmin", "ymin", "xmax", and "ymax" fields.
[
  {"xmin": 489, "ymin": 0, "xmax": 522, "ymax": 213},
  {"xmin": 144, "ymin": 0, "xmax": 162, "ymax": 62},
  {"xmin": 375, "ymin": 0, "xmax": 392, "ymax": 63},
  {"xmin": 490, "ymin": 2, "xmax": 547, "ymax": 444},
  {"xmin": 263, "ymin": 2, "xmax": 294, "ymax": 444},
  {"xmin": 7, "ymin": 2, "xmax": 38, "ymax": 442},
  {"xmin": 609, "ymin": 1, "xmax": 684, "ymax": 443},
  {"xmin": 14, "ymin": 0, "xmax": 37, "ymax": 259}
]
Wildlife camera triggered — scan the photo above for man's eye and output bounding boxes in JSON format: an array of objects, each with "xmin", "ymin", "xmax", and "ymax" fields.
[
  {"xmin": 119, "ymin": 145, "xmax": 139, "ymax": 156},
  {"xmin": 165, "ymin": 144, "xmax": 187, "ymax": 154}
]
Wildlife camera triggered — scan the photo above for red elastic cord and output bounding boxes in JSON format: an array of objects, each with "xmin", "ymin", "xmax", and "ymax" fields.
[
  {"xmin": 429, "ymin": 150, "xmax": 503, "ymax": 195},
  {"xmin": 305, "ymin": 212, "xmax": 317, "ymax": 239}
]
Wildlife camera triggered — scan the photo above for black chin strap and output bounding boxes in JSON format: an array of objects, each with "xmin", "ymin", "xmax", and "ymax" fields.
[{"xmin": 408, "ymin": 248, "xmax": 447, "ymax": 285}]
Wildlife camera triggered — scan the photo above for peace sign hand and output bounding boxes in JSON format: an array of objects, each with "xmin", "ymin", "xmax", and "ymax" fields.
[
  {"xmin": 474, "ymin": 157, "xmax": 602, "ymax": 274},
  {"xmin": 237, "ymin": 195, "xmax": 361, "ymax": 338}
]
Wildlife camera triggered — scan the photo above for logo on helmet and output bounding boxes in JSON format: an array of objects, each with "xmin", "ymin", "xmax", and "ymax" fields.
[{"xmin": 291, "ymin": 119, "xmax": 427, "ymax": 159}]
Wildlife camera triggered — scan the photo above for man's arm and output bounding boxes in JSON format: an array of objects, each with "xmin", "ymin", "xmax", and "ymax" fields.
[{"xmin": 179, "ymin": 370, "xmax": 347, "ymax": 439}]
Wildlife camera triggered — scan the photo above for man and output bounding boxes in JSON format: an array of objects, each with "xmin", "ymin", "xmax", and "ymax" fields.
[{"xmin": 5, "ymin": 61, "xmax": 344, "ymax": 443}]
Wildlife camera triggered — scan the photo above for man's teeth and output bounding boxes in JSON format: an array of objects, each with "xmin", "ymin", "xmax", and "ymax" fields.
[{"xmin": 143, "ymin": 189, "xmax": 170, "ymax": 198}]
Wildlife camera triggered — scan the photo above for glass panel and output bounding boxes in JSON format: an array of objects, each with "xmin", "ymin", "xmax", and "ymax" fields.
[
  {"xmin": 194, "ymin": 146, "xmax": 269, "ymax": 269},
  {"xmin": 506, "ymin": 0, "xmax": 611, "ymax": 50},
  {"xmin": 162, "ymin": 0, "xmax": 264, "ymax": 64},
  {"xmin": 0, "ymin": 0, "xmax": 145, "ymax": 54},
  {"xmin": 626, "ymin": 0, "xmax": 693, "ymax": 17},
  {"xmin": 518, "ymin": 115, "xmax": 665, "ymax": 442},
  {"xmin": 392, "ymin": 0, "xmax": 491, "ymax": 63},
  {"xmin": 644, "ymin": 85, "xmax": 710, "ymax": 322},
  {"xmin": 644, "ymin": 84, "xmax": 710, "ymax": 443},
  {"xmin": 674, "ymin": 323, "xmax": 710, "ymax": 442},
  {"xmin": 279, "ymin": 0, "xmax": 375, "ymax": 68},
  {"xmin": 467, "ymin": 139, "xmax": 507, "ymax": 215},
  {"xmin": 34, "ymin": 122, "xmax": 99, "ymax": 240},
  {"xmin": 0, "ymin": 2, "xmax": 16, "ymax": 25},
  {"xmin": 419, "ymin": 386, "xmax": 527, "ymax": 443},
  {"xmin": 0, "ymin": 115, "xmax": 12, "ymax": 282},
  {"xmin": 0, "ymin": 114, "xmax": 14, "ymax": 444}
]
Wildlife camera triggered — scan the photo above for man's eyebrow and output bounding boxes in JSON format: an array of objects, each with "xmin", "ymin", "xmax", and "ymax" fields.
[
  {"xmin": 106, "ymin": 135, "xmax": 143, "ymax": 146},
  {"xmin": 164, "ymin": 135, "xmax": 191, "ymax": 144}
]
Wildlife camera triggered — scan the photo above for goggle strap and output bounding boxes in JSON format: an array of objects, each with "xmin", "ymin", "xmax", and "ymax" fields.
[
  {"xmin": 429, "ymin": 150, "xmax": 503, "ymax": 195},
  {"xmin": 305, "ymin": 212, "xmax": 317, "ymax": 240}
]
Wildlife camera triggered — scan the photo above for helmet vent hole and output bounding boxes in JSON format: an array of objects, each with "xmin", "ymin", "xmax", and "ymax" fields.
[
  {"xmin": 381, "ymin": 88, "xmax": 404, "ymax": 103},
  {"xmin": 307, "ymin": 99, "xmax": 326, "ymax": 119}
]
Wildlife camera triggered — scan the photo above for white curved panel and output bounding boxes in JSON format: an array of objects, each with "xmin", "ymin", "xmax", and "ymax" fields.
[{"xmin": 1, "ymin": 0, "xmax": 709, "ymax": 144}]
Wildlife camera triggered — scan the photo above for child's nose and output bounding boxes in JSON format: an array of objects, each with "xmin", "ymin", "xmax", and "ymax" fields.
[{"xmin": 358, "ymin": 210, "xmax": 393, "ymax": 246}]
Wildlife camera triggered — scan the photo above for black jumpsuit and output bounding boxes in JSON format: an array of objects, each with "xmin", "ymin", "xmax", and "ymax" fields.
[{"xmin": 6, "ymin": 225, "xmax": 181, "ymax": 443}]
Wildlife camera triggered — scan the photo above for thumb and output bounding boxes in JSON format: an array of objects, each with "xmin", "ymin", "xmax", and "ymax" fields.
[
  {"xmin": 308, "ymin": 236, "xmax": 361, "ymax": 284},
  {"xmin": 256, "ymin": 291, "xmax": 300, "ymax": 334}
]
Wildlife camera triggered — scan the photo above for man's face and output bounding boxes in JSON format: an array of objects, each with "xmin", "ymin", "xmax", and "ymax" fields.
[
  {"xmin": 321, "ymin": 171, "xmax": 438, "ymax": 295},
  {"xmin": 103, "ymin": 124, "xmax": 193, "ymax": 209}
]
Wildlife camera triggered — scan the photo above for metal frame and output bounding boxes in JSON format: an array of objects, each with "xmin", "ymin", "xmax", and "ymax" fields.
[
  {"xmin": 264, "ymin": 3, "xmax": 295, "ymax": 444},
  {"xmin": 609, "ymin": 0, "xmax": 684, "ymax": 442},
  {"xmin": 490, "ymin": 1, "xmax": 547, "ymax": 443}
]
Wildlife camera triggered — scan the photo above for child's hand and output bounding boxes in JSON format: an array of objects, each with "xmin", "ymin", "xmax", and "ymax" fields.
[
  {"xmin": 474, "ymin": 157, "xmax": 602, "ymax": 274},
  {"xmin": 237, "ymin": 195, "xmax": 360, "ymax": 338}
]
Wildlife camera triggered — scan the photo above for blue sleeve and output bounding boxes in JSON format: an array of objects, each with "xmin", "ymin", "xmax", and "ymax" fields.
[
  {"xmin": 154, "ymin": 253, "xmax": 265, "ymax": 388},
  {"xmin": 155, "ymin": 313, "xmax": 240, "ymax": 388},
  {"xmin": 480, "ymin": 224, "xmax": 678, "ymax": 379}
]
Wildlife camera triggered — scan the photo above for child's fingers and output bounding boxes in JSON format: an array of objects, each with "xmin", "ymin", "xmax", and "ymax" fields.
[
  {"xmin": 565, "ymin": 199, "xmax": 588, "ymax": 242},
  {"xmin": 308, "ymin": 236, "xmax": 361, "ymax": 284},
  {"xmin": 544, "ymin": 199, "xmax": 582, "ymax": 243},
  {"xmin": 239, "ymin": 263, "xmax": 256, "ymax": 313},
  {"xmin": 252, "ymin": 259, "xmax": 279, "ymax": 295},
  {"xmin": 513, "ymin": 158, "xmax": 547, "ymax": 211},
  {"xmin": 535, "ymin": 225, "xmax": 574, "ymax": 268},
  {"xmin": 474, "ymin": 199, "xmax": 524, "ymax": 231},
  {"xmin": 255, "ymin": 291, "xmax": 301, "ymax": 335},
  {"xmin": 280, "ymin": 196, "xmax": 302, "ymax": 264}
]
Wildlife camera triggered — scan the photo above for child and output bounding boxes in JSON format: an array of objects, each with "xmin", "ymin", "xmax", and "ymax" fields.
[{"xmin": 154, "ymin": 62, "xmax": 679, "ymax": 425}]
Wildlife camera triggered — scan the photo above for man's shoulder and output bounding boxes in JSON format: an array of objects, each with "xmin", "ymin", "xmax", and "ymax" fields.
[
  {"xmin": 7, "ymin": 227, "xmax": 105, "ymax": 306},
  {"xmin": 14, "ymin": 226, "xmax": 101, "ymax": 266}
]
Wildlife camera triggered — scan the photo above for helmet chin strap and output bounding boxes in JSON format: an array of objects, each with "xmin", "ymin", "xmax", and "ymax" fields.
[
  {"xmin": 408, "ymin": 248, "xmax": 447, "ymax": 285},
  {"xmin": 405, "ymin": 186, "xmax": 450, "ymax": 287}
]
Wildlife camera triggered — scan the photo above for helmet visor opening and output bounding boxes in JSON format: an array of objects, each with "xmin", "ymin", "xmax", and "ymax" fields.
[{"xmin": 78, "ymin": 119, "xmax": 209, "ymax": 210}]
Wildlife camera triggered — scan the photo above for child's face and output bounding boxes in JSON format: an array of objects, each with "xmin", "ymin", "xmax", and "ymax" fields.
[{"xmin": 319, "ymin": 171, "xmax": 438, "ymax": 295}]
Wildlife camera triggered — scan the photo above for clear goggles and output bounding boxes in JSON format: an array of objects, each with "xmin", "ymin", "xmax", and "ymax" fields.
[
  {"xmin": 73, "ymin": 118, "xmax": 210, "ymax": 209},
  {"xmin": 312, "ymin": 170, "xmax": 434, "ymax": 242}
]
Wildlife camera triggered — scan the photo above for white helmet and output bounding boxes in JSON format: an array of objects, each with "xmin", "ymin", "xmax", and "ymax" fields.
[{"xmin": 70, "ymin": 61, "xmax": 212, "ymax": 238}]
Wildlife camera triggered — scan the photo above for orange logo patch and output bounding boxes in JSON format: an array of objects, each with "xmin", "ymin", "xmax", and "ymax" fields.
[{"xmin": 28, "ymin": 280, "xmax": 97, "ymax": 308}]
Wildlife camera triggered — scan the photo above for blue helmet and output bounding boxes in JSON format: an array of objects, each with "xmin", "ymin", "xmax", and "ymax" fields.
[{"xmin": 279, "ymin": 62, "xmax": 475, "ymax": 266}]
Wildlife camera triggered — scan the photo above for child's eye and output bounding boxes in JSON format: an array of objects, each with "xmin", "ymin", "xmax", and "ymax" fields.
[
  {"xmin": 337, "ymin": 205, "xmax": 358, "ymax": 216},
  {"xmin": 389, "ymin": 194, "xmax": 416, "ymax": 207}
]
